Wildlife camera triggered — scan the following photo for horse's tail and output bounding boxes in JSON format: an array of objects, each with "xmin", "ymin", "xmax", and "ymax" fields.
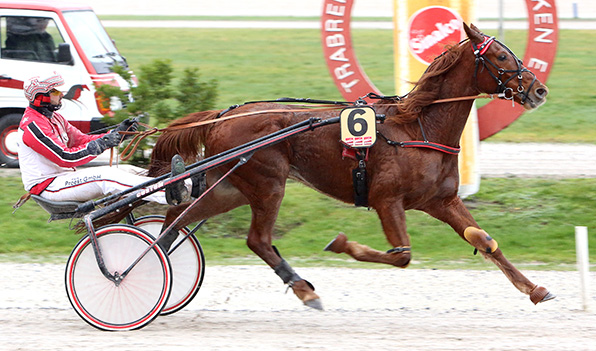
[{"xmin": 148, "ymin": 109, "xmax": 221, "ymax": 177}]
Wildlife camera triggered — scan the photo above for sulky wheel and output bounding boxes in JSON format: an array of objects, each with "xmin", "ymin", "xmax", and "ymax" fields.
[
  {"xmin": 65, "ymin": 224, "xmax": 172, "ymax": 331},
  {"xmin": 133, "ymin": 215, "xmax": 205, "ymax": 315}
]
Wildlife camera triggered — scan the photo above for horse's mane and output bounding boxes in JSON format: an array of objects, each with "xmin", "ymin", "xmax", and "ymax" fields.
[{"xmin": 376, "ymin": 41, "xmax": 469, "ymax": 124}]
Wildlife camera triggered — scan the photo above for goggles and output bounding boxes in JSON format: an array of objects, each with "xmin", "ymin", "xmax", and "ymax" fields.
[{"xmin": 49, "ymin": 89, "xmax": 63, "ymax": 96}]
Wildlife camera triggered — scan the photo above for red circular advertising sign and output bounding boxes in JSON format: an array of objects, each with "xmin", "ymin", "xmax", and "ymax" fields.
[
  {"xmin": 321, "ymin": 0, "xmax": 559, "ymax": 140},
  {"xmin": 407, "ymin": 6, "xmax": 464, "ymax": 65}
]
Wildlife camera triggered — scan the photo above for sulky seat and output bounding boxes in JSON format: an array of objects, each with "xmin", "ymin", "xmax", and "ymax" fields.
[{"xmin": 31, "ymin": 194, "xmax": 84, "ymax": 221}]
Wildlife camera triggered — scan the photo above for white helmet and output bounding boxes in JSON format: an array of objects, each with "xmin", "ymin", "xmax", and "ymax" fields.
[{"xmin": 23, "ymin": 72, "xmax": 65, "ymax": 105}]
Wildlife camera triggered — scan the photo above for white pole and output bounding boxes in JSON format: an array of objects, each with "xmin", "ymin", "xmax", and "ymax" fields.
[
  {"xmin": 498, "ymin": 0, "xmax": 504, "ymax": 41},
  {"xmin": 575, "ymin": 226, "xmax": 590, "ymax": 311}
]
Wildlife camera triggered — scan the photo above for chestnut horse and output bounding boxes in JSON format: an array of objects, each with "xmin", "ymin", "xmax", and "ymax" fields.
[{"xmin": 146, "ymin": 24, "xmax": 554, "ymax": 309}]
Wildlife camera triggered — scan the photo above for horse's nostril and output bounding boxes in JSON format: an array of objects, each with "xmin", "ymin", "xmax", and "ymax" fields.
[{"xmin": 535, "ymin": 88, "xmax": 547, "ymax": 98}]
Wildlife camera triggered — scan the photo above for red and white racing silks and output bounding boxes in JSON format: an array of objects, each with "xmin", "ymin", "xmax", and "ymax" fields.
[
  {"xmin": 18, "ymin": 106, "xmax": 173, "ymax": 205},
  {"xmin": 18, "ymin": 106, "xmax": 104, "ymax": 194}
]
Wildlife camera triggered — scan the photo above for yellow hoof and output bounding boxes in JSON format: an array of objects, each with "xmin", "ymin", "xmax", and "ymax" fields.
[{"xmin": 464, "ymin": 227, "xmax": 498, "ymax": 254}]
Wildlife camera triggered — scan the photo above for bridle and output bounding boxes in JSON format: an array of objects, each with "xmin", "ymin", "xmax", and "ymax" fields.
[{"xmin": 471, "ymin": 35, "xmax": 537, "ymax": 105}]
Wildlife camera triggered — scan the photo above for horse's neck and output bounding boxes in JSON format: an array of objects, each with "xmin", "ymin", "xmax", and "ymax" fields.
[
  {"xmin": 422, "ymin": 99, "xmax": 475, "ymax": 147},
  {"xmin": 419, "ymin": 65, "xmax": 478, "ymax": 147}
]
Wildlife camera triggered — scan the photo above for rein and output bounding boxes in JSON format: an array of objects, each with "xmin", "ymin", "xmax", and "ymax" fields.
[
  {"xmin": 164, "ymin": 106, "xmax": 343, "ymax": 131},
  {"xmin": 118, "ymin": 124, "xmax": 159, "ymax": 161},
  {"xmin": 364, "ymin": 91, "xmax": 516, "ymax": 156},
  {"xmin": 163, "ymin": 91, "xmax": 509, "ymax": 131},
  {"xmin": 113, "ymin": 91, "xmax": 513, "ymax": 162},
  {"xmin": 113, "ymin": 103, "xmax": 346, "ymax": 162}
]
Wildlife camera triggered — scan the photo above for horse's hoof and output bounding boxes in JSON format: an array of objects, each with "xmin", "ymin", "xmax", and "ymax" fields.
[
  {"xmin": 539, "ymin": 292, "xmax": 556, "ymax": 303},
  {"xmin": 291, "ymin": 280, "xmax": 322, "ymax": 310},
  {"xmin": 530, "ymin": 286, "xmax": 555, "ymax": 304},
  {"xmin": 304, "ymin": 298, "xmax": 324, "ymax": 311},
  {"xmin": 324, "ymin": 232, "xmax": 348, "ymax": 253}
]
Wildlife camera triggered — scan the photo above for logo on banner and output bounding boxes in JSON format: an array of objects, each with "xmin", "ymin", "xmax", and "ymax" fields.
[{"xmin": 408, "ymin": 6, "xmax": 464, "ymax": 65}]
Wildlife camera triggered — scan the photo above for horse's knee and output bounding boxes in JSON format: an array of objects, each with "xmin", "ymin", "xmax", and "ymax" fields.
[{"xmin": 464, "ymin": 227, "xmax": 498, "ymax": 254}]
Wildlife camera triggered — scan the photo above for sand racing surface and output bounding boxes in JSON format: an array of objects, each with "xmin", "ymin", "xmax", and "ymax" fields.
[{"xmin": 1, "ymin": 263, "xmax": 595, "ymax": 350}]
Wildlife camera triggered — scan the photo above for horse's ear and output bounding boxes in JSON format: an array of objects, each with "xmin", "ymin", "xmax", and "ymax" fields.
[
  {"xmin": 463, "ymin": 22, "xmax": 484, "ymax": 44},
  {"xmin": 470, "ymin": 23, "xmax": 484, "ymax": 34}
]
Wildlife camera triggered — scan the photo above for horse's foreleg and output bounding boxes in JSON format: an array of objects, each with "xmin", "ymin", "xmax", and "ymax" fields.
[
  {"xmin": 325, "ymin": 203, "xmax": 412, "ymax": 268},
  {"xmin": 426, "ymin": 197, "xmax": 555, "ymax": 304}
]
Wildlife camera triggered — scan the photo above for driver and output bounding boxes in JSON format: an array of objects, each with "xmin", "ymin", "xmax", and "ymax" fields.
[{"xmin": 17, "ymin": 72, "xmax": 190, "ymax": 206}]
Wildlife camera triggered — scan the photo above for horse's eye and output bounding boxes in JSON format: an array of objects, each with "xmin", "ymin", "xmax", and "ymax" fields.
[{"xmin": 497, "ymin": 54, "xmax": 507, "ymax": 61}]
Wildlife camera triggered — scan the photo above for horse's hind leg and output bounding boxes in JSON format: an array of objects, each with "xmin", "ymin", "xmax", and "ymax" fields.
[
  {"xmin": 158, "ymin": 177, "xmax": 250, "ymax": 251},
  {"xmin": 243, "ymin": 191, "xmax": 322, "ymax": 310},
  {"xmin": 325, "ymin": 202, "xmax": 412, "ymax": 268},
  {"xmin": 425, "ymin": 197, "xmax": 555, "ymax": 304},
  {"xmin": 225, "ymin": 151, "xmax": 322, "ymax": 310}
]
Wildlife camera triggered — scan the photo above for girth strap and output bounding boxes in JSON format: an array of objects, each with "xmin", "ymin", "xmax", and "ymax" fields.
[
  {"xmin": 378, "ymin": 132, "xmax": 461, "ymax": 155},
  {"xmin": 397, "ymin": 141, "xmax": 461, "ymax": 155}
]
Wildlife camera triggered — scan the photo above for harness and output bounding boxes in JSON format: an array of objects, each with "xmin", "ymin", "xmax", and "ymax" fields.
[
  {"xmin": 341, "ymin": 103, "xmax": 461, "ymax": 208},
  {"xmin": 342, "ymin": 35, "xmax": 538, "ymax": 207}
]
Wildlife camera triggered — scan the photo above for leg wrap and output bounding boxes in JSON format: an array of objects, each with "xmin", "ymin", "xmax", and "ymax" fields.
[
  {"xmin": 273, "ymin": 259, "xmax": 302, "ymax": 285},
  {"xmin": 464, "ymin": 227, "xmax": 499, "ymax": 254}
]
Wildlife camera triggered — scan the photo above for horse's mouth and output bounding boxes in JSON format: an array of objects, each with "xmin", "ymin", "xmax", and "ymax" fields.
[
  {"xmin": 520, "ymin": 86, "xmax": 548, "ymax": 110},
  {"xmin": 523, "ymin": 95, "xmax": 547, "ymax": 110}
]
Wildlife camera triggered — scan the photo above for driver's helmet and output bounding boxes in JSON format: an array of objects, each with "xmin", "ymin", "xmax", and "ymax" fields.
[{"xmin": 23, "ymin": 72, "xmax": 65, "ymax": 106}]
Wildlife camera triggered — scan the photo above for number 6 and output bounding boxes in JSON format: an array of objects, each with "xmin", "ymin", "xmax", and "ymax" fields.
[{"xmin": 347, "ymin": 109, "xmax": 368, "ymax": 136}]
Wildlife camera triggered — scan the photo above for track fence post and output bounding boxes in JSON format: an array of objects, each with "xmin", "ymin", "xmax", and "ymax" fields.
[{"xmin": 575, "ymin": 226, "xmax": 591, "ymax": 311}]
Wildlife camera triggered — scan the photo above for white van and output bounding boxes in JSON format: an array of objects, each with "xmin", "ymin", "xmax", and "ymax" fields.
[{"xmin": 0, "ymin": 1, "xmax": 131, "ymax": 167}]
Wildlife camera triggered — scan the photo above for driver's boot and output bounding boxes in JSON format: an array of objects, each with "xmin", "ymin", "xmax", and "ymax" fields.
[{"xmin": 165, "ymin": 154, "xmax": 190, "ymax": 206}]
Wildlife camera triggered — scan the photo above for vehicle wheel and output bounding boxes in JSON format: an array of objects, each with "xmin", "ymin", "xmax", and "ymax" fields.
[
  {"xmin": 65, "ymin": 224, "xmax": 172, "ymax": 331},
  {"xmin": 133, "ymin": 215, "xmax": 206, "ymax": 315},
  {"xmin": 0, "ymin": 113, "xmax": 22, "ymax": 168}
]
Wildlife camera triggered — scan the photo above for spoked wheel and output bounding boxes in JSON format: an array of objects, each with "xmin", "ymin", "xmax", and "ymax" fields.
[
  {"xmin": 65, "ymin": 224, "xmax": 172, "ymax": 331},
  {"xmin": 133, "ymin": 215, "xmax": 205, "ymax": 315}
]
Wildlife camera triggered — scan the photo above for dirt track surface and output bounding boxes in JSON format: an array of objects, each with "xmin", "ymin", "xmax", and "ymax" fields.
[
  {"xmin": 1, "ymin": 263, "xmax": 595, "ymax": 351},
  {"xmin": 478, "ymin": 143, "xmax": 596, "ymax": 178}
]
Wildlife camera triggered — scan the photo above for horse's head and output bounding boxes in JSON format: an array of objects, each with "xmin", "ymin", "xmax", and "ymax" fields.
[{"xmin": 464, "ymin": 23, "xmax": 548, "ymax": 110}]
